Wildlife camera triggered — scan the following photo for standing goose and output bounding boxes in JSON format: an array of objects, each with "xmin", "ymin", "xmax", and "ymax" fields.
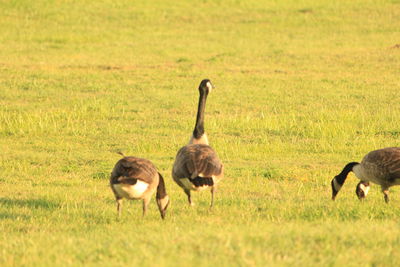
[
  {"xmin": 331, "ymin": 147, "xmax": 400, "ymax": 203},
  {"xmin": 172, "ymin": 79, "xmax": 224, "ymax": 207},
  {"xmin": 110, "ymin": 152, "xmax": 170, "ymax": 219}
]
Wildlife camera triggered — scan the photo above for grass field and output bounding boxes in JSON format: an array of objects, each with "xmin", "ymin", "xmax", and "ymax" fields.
[{"xmin": 1, "ymin": 0, "xmax": 400, "ymax": 266}]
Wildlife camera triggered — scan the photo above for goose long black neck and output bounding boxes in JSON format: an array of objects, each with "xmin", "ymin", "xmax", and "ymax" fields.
[
  {"xmin": 331, "ymin": 161, "xmax": 360, "ymax": 200},
  {"xmin": 156, "ymin": 172, "xmax": 167, "ymax": 199},
  {"xmin": 193, "ymin": 89, "xmax": 208, "ymax": 139},
  {"xmin": 336, "ymin": 162, "xmax": 359, "ymax": 185}
]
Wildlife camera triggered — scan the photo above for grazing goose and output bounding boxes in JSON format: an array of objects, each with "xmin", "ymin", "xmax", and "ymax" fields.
[
  {"xmin": 110, "ymin": 152, "xmax": 170, "ymax": 219},
  {"xmin": 172, "ymin": 79, "xmax": 224, "ymax": 207},
  {"xmin": 331, "ymin": 147, "xmax": 400, "ymax": 203}
]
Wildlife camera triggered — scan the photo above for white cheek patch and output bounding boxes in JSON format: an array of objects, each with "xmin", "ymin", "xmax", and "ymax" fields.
[
  {"xmin": 206, "ymin": 81, "xmax": 213, "ymax": 91},
  {"xmin": 333, "ymin": 179, "xmax": 342, "ymax": 192},
  {"xmin": 157, "ymin": 195, "xmax": 170, "ymax": 209},
  {"xmin": 359, "ymin": 183, "xmax": 370, "ymax": 196}
]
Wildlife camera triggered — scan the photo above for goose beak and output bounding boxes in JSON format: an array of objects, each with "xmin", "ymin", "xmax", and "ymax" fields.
[{"xmin": 161, "ymin": 210, "xmax": 166, "ymax": 220}]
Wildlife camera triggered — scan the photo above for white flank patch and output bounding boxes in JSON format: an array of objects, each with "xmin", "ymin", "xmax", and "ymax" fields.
[
  {"xmin": 333, "ymin": 178, "xmax": 342, "ymax": 192},
  {"xmin": 359, "ymin": 183, "xmax": 370, "ymax": 196},
  {"xmin": 113, "ymin": 180, "xmax": 149, "ymax": 199}
]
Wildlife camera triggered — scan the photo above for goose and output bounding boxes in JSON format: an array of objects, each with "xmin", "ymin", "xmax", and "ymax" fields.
[
  {"xmin": 172, "ymin": 79, "xmax": 224, "ymax": 207},
  {"xmin": 331, "ymin": 147, "xmax": 400, "ymax": 203},
  {"xmin": 110, "ymin": 152, "xmax": 170, "ymax": 219}
]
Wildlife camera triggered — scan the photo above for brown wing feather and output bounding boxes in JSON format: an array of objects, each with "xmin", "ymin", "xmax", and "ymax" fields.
[
  {"xmin": 362, "ymin": 147, "xmax": 400, "ymax": 182},
  {"xmin": 173, "ymin": 144, "xmax": 223, "ymax": 179},
  {"xmin": 111, "ymin": 156, "xmax": 158, "ymax": 184}
]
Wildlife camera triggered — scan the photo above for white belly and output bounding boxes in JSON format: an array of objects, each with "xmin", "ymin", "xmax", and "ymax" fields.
[{"xmin": 113, "ymin": 180, "xmax": 149, "ymax": 199}]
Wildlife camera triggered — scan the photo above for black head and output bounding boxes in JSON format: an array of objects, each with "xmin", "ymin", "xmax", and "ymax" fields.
[
  {"xmin": 157, "ymin": 195, "xmax": 170, "ymax": 220},
  {"xmin": 199, "ymin": 79, "xmax": 214, "ymax": 93},
  {"xmin": 331, "ymin": 177, "xmax": 340, "ymax": 201},
  {"xmin": 331, "ymin": 162, "xmax": 359, "ymax": 201},
  {"xmin": 355, "ymin": 181, "xmax": 370, "ymax": 200}
]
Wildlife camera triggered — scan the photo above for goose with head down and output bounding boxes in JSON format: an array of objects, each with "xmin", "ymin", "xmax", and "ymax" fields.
[
  {"xmin": 110, "ymin": 152, "xmax": 170, "ymax": 219},
  {"xmin": 331, "ymin": 147, "xmax": 400, "ymax": 203}
]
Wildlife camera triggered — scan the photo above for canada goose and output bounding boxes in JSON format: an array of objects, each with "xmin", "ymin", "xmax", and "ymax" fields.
[
  {"xmin": 110, "ymin": 152, "xmax": 170, "ymax": 219},
  {"xmin": 172, "ymin": 79, "xmax": 224, "ymax": 207},
  {"xmin": 331, "ymin": 147, "xmax": 400, "ymax": 203}
]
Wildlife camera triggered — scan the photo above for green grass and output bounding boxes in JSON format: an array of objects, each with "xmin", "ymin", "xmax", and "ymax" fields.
[{"xmin": 1, "ymin": 0, "xmax": 400, "ymax": 265}]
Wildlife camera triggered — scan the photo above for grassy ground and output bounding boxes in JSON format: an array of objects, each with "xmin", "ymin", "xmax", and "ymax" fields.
[{"xmin": 1, "ymin": 0, "xmax": 400, "ymax": 266}]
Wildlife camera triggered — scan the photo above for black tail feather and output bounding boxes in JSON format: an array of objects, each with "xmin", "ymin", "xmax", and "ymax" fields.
[
  {"xmin": 117, "ymin": 151, "xmax": 126, "ymax": 157},
  {"xmin": 191, "ymin": 176, "xmax": 214, "ymax": 187}
]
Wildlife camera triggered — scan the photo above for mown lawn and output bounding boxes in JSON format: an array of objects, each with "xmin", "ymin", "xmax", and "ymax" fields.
[{"xmin": 1, "ymin": 0, "xmax": 400, "ymax": 266}]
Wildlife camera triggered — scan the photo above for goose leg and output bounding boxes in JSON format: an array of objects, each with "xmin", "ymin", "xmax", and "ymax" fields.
[
  {"xmin": 381, "ymin": 186, "xmax": 389, "ymax": 203},
  {"xmin": 116, "ymin": 198, "xmax": 123, "ymax": 217},
  {"xmin": 142, "ymin": 197, "xmax": 151, "ymax": 217},
  {"xmin": 184, "ymin": 189, "xmax": 193, "ymax": 206},
  {"xmin": 210, "ymin": 186, "xmax": 216, "ymax": 208}
]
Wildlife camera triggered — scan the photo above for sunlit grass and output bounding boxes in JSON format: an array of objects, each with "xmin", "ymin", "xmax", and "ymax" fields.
[{"xmin": 1, "ymin": 0, "xmax": 400, "ymax": 266}]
